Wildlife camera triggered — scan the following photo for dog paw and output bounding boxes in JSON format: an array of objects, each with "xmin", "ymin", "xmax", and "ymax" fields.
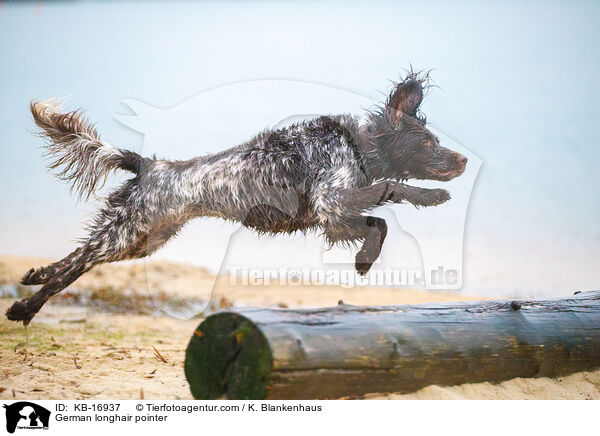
[
  {"xmin": 21, "ymin": 267, "xmax": 38, "ymax": 285},
  {"xmin": 21, "ymin": 266, "xmax": 50, "ymax": 285},
  {"xmin": 5, "ymin": 299, "xmax": 35, "ymax": 325},
  {"xmin": 355, "ymin": 250, "xmax": 375, "ymax": 275},
  {"xmin": 415, "ymin": 188, "xmax": 450, "ymax": 207}
]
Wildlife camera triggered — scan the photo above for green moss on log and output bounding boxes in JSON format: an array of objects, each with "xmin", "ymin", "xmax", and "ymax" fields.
[
  {"xmin": 184, "ymin": 291, "xmax": 600, "ymax": 400},
  {"xmin": 184, "ymin": 313, "xmax": 272, "ymax": 399}
]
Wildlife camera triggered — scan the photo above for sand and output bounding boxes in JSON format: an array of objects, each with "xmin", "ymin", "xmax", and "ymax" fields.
[
  {"xmin": 1, "ymin": 255, "xmax": 598, "ymax": 400},
  {"xmin": 0, "ymin": 255, "xmax": 485, "ymax": 308}
]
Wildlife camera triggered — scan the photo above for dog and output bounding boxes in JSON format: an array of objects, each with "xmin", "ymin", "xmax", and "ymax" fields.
[{"xmin": 6, "ymin": 72, "xmax": 467, "ymax": 324}]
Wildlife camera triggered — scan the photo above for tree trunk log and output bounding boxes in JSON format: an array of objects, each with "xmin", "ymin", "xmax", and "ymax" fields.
[{"xmin": 184, "ymin": 291, "xmax": 600, "ymax": 399}]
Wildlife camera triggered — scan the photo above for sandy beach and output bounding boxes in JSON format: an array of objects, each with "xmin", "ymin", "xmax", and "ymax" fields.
[{"xmin": 1, "ymin": 255, "xmax": 598, "ymax": 400}]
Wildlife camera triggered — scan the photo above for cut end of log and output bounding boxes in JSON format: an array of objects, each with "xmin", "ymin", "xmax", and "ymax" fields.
[{"xmin": 184, "ymin": 313, "xmax": 273, "ymax": 400}]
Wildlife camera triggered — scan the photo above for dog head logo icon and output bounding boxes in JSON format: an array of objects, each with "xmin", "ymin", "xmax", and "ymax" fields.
[{"xmin": 3, "ymin": 402, "xmax": 50, "ymax": 433}]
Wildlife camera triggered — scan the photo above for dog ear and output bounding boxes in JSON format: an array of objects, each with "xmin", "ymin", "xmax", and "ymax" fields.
[{"xmin": 388, "ymin": 79, "xmax": 423, "ymax": 122}]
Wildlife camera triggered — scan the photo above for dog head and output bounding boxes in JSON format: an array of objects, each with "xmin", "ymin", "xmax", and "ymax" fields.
[{"xmin": 365, "ymin": 74, "xmax": 467, "ymax": 181}]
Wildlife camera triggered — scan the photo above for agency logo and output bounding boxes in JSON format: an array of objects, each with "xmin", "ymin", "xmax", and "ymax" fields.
[{"xmin": 2, "ymin": 402, "xmax": 50, "ymax": 433}]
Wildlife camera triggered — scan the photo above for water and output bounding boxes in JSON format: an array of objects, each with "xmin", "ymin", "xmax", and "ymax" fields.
[{"xmin": 0, "ymin": 1, "xmax": 598, "ymax": 298}]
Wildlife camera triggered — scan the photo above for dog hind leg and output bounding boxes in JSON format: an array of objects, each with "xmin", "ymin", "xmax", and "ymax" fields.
[
  {"xmin": 10, "ymin": 210, "xmax": 185, "ymax": 325},
  {"xmin": 6, "ymin": 247, "xmax": 96, "ymax": 325},
  {"xmin": 20, "ymin": 248, "xmax": 82, "ymax": 285}
]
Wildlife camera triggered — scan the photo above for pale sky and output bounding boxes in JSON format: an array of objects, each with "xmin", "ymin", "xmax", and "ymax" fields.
[{"xmin": 1, "ymin": 1, "xmax": 599, "ymax": 297}]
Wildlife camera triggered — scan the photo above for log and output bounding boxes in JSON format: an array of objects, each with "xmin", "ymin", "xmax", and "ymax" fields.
[{"xmin": 184, "ymin": 290, "xmax": 600, "ymax": 399}]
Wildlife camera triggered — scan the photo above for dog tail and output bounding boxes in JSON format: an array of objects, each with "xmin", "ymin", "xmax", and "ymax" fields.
[{"xmin": 30, "ymin": 99, "xmax": 145, "ymax": 200}]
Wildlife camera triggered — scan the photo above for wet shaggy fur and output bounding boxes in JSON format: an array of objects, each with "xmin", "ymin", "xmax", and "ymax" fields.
[{"xmin": 6, "ymin": 72, "xmax": 467, "ymax": 324}]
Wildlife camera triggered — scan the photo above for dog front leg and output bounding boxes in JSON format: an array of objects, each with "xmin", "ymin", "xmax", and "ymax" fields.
[
  {"xmin": 316, "ymin": 181, "xmax": 448, "ymax": 219},
  {"xmin": 387, "ymin": 183, "xmax": 450, "ymax": 207},
  {"xmin": 316, "ymin": 183, "xmax": 395, "ymax": 275},
  {"xmin": 316, "ymin": 181, "xmax": 448, "ymax": 275},
  {"xmin": 323, "ymin": 216, "xmax": 387, "ymax": 276}
]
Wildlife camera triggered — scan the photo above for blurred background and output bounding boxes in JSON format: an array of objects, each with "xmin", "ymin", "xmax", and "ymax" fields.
[{"xmin": 1, "ymin": 0, "xmax": 599, "ymax": 298}]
